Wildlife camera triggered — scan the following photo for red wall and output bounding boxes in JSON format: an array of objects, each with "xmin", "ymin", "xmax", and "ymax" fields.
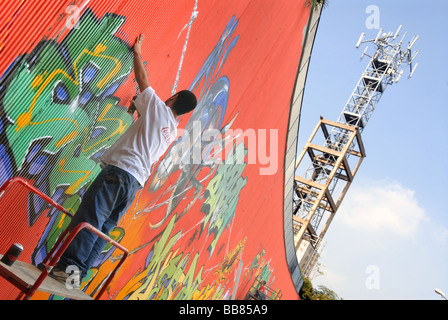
[{"xmin": 0, "ymin": 0, "xmax": 310, "ymax": 300}]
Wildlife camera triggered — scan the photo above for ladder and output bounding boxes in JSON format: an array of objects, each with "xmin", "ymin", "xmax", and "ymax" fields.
[{"xmin": 0, "ymin": 177, "xmax": 129, "ymax": 300}]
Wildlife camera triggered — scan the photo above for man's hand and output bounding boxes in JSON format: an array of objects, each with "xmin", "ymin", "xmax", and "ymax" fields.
[
  {"xmin": 132, "ymin": 33, "xmax": 150, "ymax": 92},
  {"xmin": 133, "ymin": 33, "xmax": 145, "ymax": 56}
]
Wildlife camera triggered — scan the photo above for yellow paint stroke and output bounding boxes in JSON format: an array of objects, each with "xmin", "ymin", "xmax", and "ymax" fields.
[
  {"xmin": 0, "ymin": 29, "xmax": 8, "ymax": 53},
  {"xmin": 15, "ymin": 42, "xmax": 122, "ymax": 131},
  {"xmin": 55, "ymin": 130, "xmax": 78, "ymax": 148},
  {"xmin": 57, "ymin": 214, "xmax": 68, "ymax": 229},
  {"xmin": 11, "ymin": 40, "xmax": 127, "ymax": 194},
  {"xmin": 55, "ymin": 103, "xmax": 128, "ymax": 194},
  {"xmin": 56, "ymin": 124, "xmax": 103, "ymax": 195},
  {"xmin": 31, "ymin": 74, "xmax": 44, "ymax": 88},
  {"xmin": 29, "ymin": 117, "xmax": 80, "ymax": 147}
]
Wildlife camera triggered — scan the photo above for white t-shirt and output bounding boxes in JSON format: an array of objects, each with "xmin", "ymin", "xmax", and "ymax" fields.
[{"xmin": 101, "ymin": 86, "xmax": 178, "ymax": 187}]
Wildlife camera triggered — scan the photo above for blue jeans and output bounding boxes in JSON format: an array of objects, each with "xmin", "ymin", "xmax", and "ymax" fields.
[{"xmin": 57, "ymin": 165, "xmax": 141, "ymax": 278}]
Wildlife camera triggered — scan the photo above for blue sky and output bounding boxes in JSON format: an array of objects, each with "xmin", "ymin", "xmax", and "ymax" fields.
[{"xmin": 298, "ymin": 0, "xmax": 448, "ymax": 299}]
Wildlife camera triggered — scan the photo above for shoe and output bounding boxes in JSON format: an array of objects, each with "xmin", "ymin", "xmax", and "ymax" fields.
[
  {"xmin": 37, "ymin": 263, "xmax": 69, "ymax": 280},
  {"xmin": 37, "ymin": 263, "xmax": 67, "ymax": 278},
  {"xmin": 37, "ymin": 262, "xmax": 81, "ymax": 289},
  {"xmin": 48, "ymin": 266, "xmax": 71, "ymax": 282}
]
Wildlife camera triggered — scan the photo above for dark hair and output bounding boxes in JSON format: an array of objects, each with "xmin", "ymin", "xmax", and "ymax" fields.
[{"xmin": 172, "ymin": 90, "xmax": 197, "ymax": 115}]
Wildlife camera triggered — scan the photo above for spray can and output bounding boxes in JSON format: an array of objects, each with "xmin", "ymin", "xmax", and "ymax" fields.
[{"xmin": 1, "ymin": 243, "xmax": 23, "ymax": 266}]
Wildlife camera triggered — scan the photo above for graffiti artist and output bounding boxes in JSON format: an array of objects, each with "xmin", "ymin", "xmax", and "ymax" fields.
[{"xmin": 38, "ymin": 33, "xmax": 197, "ymax": 285}]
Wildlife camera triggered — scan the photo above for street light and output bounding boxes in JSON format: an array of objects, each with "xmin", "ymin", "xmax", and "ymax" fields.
[{"xmin": 434, "ymin": 288, "xmax": 447, "ymax": 300}]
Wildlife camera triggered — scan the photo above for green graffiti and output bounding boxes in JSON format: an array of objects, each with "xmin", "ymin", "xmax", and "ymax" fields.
[
  {"xmin": 124, "ymin": 215, "xmax": 204, "ymax": 300},
  {"xmin": 200, "ymin": 142, "xmax": 248, "ymax": 256},
  {"xmin": 2, "ymin": 9, "xmax": 133, "ymax": 196},
  {"xmin": 120, "ymin": 143, "xmax": 248, "ymax": 300},
  {"xmin": 0, "ymin": 8, "xmax": 137, "ymax": 264},
  {"xmin": 44, "ymin": 191, "xmax": 82, "ymax": 250}
]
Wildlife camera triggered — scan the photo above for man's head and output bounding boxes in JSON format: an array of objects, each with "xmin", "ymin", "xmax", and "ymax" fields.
[{"xmin": 166, "ymin": 90, "xmax": 197, "ymax": 116}]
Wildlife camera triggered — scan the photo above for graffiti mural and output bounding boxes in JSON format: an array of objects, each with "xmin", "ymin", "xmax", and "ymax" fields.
[
  {"xmin": 0, "ymin": 9, "xmax": 134, "ymax": 269},
  {"xmin": 0, "ymin": 0, "xmax": 312, "ymax": 300},
  {"xmin": 93, "ymin": 16, "xmax": 250, "ymax": 300}
]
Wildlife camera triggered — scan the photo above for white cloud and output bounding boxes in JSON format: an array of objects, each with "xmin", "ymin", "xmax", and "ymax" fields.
[
  {"xmin": 310, "ymin": 179, "xmax": 448, "ymax": 299},
  {"xmin": 338, "ymin": 181, "xmax": 427, "ymax": 237}
]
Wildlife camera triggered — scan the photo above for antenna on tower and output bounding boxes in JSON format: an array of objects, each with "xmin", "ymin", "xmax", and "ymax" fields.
[
  {"xmin": 409, "ymin": 63, "xmax": 418, "ymax": 78},
  {"xmin": 360, "ymin": 46, "xmax": 369, "ymax": 61},
  {"xmin": 374, "ymin": 28, "xmax": 383, "ymax": 43},
  {"xmin": 408, "ymin": 35, "xmax": 419, "ymax": 50},
  {"xmin": 393, "ymin": 25, "xmax": 402, "ymax": 40},
  {"xmin": 356, "ymin": 33, "xmax": 366, "ymax": 48}
]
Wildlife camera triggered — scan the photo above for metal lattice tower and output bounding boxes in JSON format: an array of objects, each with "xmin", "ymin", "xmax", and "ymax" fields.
[{"xmin": 293, "ymin": 26, "xmax": 419, "ymax": 260}]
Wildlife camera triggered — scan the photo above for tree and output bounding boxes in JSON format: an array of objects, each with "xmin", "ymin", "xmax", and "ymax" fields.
[
  {"xmin": 299, "ymin": 277, "xmax": 342, "ymax": 300},
  {"xmin": 299, "ymin": 278, "xmax": 315, "ymax": 300},
  {"xmin": 314, "ymin": 285, "xmax": 342, "ymax": 300},
  {"xmin": 306, "ymin": 0, "xmax": 328, "ymax": 10}
]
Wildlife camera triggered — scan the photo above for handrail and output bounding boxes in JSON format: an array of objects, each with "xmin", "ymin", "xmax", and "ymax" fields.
[
  {"xmin": 0, "ymin": 177, "xmax": 73, "ymax": 218},
  {"xmin": 0, "ymin": 177, "xmax": 129, "ymax": 300}
]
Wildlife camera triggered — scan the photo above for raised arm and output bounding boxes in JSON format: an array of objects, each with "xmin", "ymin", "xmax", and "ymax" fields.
[{"xmin": 133, "ymin": 33, "xmax": 150, "ymax": 92}]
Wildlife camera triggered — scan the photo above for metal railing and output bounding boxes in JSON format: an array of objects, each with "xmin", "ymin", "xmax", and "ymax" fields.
[
  {"xmin": 0, "ymin": 177, "xmax": 129, "ymax": 300},
  {"xmin": 245, "ymin": 277, "xmax": 282, "ymax": 300}
]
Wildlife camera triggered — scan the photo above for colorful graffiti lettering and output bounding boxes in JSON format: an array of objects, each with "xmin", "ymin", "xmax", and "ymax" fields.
[
  {"xmin": 136, "ymin": 16, "xmax": 241, "ymax": 226},
  {"xmin": 0, "ymin": 9, "xmax": 134, "ymax": 264},
  {"xmin": 18, "ymin": 11, "xmax": 251, "ymax": 300},
  {"xmin": 109, "ymin": 16, "xmax": 249, "ymax": 300},
  {"xmin": 0, "ymin": 0, "xmax": 306, "ymax": 299},
  {"xmin": 200, "ymin": 144, "xmax": 247, "ymax": 256},
  {"xmin": 115, "ymin": 215, "xmax": 204, "ymax": 300}
]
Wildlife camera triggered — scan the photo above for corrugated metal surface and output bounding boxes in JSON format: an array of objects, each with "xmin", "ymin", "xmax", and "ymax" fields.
[{"xmin": 0, "ymin": 0, "xmax": 312, "ymax": 299}]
